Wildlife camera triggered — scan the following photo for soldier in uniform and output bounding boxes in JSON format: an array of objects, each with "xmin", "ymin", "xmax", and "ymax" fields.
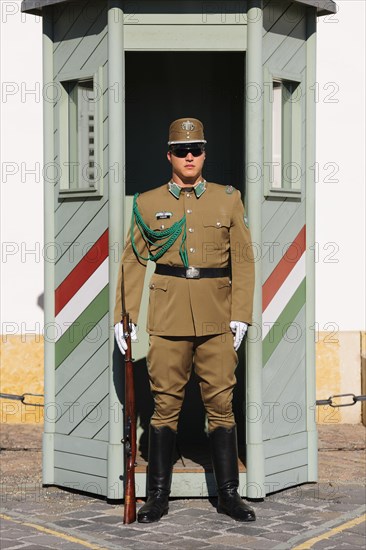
[{"xmin": 114, "ymin": 118, "xmax": 255, "ymax": 523}]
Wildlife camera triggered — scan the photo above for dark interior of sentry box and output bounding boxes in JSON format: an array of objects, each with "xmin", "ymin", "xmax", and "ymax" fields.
[{"xmin": 125, "ymin": 51, "xmax": 247, "ymax": 473}]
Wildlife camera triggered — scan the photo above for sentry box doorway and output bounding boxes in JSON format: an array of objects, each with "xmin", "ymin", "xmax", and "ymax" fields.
[{"xmin": 21, "ymin": 0, "xmax": 337, "ymax": 500}]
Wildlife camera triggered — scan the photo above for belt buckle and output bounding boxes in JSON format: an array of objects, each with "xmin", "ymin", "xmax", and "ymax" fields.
[{"xmin": 186, "ymin": 266, "xmax": 200, "ymax": 279}]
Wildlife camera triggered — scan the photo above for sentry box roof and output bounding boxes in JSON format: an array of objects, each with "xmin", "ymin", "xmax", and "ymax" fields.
[{"xmin": 22, "ymin": 0, "xmax": 337, "ymax": 17}]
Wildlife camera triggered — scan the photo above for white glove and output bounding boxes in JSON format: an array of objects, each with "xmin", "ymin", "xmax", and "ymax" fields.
[
  {"xmin": 230, "ymin": 321, "xmax": 248, "ymax": 351},
  {"xmin": 114, "ymin": 322, "xmax": 137, "ymax": 355}
]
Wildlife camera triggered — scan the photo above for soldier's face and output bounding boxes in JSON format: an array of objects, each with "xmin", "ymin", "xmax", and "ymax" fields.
[{"xmin": 167, "ymin": 148, "xmax": 206, "ymax": 183}]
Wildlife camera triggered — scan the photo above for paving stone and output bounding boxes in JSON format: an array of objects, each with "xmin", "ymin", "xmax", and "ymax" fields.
[
  {"xmin": 63, "ymin": 509, "xmax": 106, "ymax": 519},
  {"xmin": 167, "ymin": 539, "xmax": 211, "ymax": 549},
  {"xmin": 344, "ymin": 522, "xmax": 366, "ymax": 536},
  {"xmin": 88, "ymin": 514, "xmax": 123, "ymax": 525},
  {"xmin": 227, "ymin": 525, "xmax": 274, "ymax": 536},
  {"xmin": 260, "ymin": 529, "xmax": 301, "ymax": 542},
  {"xmin": 0, "ymin": 540, "xmax": 26, "ymax": 549},
  {"xmin": 135, "ymin": 531, "xmax": 183, "ymax": 543},
  {"xmin": 0, "ymin": 529, "xmax": 27, "ymax": 540},
  {"xmin": 51, "ymin": 519, "xmax": 92, "ymax": 528},
  {"xmin": 162, "ymin": 514, "xmax": 207, "ymax": 525},
  {"xmin": 310, "ymin": 540, "xmax": 345, "ymax": 549},
  {"xmin": 153, "ymin": 522, "xmax": 201, "ymax": 535},
  {"xmin": 340, "ymin": 532, "xmax": 366, "ymax": 546},
  {"xmin": 175, "ymin": 529, "xmax": 222, "ymax": 540}
]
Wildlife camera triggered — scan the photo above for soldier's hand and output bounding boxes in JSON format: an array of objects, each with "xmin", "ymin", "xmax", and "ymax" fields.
[
  {"xmin": 230, "ymin": 321, "xmax": 248, "ymax": 351},
  {"xmin": 114, "ymin": 323, "xmax": 138, "ymax": 355}
]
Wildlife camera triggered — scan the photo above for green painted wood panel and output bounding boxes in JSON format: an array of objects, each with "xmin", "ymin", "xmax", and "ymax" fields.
[
  {"xmin": 53, "ymin": 3, "xmax": 107, "ymax": 77},
  {"xmin": 56, "ymin": 330, "xmax": 108, "ymax": 395},
  {"xmin": 265, "ymin": 448, "xmax": 307, "ymax": 476},
  {"xmin": 52, "ymin": 1, "xmax": 90, "ymax": 45},
  {"xmin": 124, "ymin": 25, "xmax": 247, "ymax": 51},
  {"xmin": 54, "ymin": 467, "xmax": 107, "ymax": 496},
  {"xmin": 54, "ymin": 433, "xmax": 107, "ymax": 459},
  {"xmin": 54, "ymin": 450, "xmax": 107, "ymax": 477},
  {"xmin": 55, "ymin": 200, "xmax": 83, "ymax": 230},
  {"xmin": 262, "ymin": 310, "xmax": 306, "ymax": 440},
  {"xmin": 260, "ymin": 0, "xmax": 309, "ymax": 485},
  {"xmin": 263, "ymin": 310, "xmax": 305, "ymax": 405},
  {"xmin": 71, "ymin": 395, "xmax": 110, "ymax": 439},
  {"xmin": 56, "ymin": 369, "xmax": 109, "ymax": 435},
  {"xmin": 264, "ymin": 430, "xmax": 307, "ymax": 457},
  {"xmin": 55, "ymin": 201, "xmax": 108, "ymax": 287},
  {"xmin": 92, "ymin": 422, "xmax": 109, "ymax": 442},
  {"xmin": 262, "ymin": 200, "xmax": 305, "ymax": 282},
  {"xmin": 264, "ymin": 465, "xmax": 308, "ymax": 492}
]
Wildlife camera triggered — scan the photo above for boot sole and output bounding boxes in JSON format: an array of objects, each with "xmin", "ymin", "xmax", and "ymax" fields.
[
  {"xmin": 217, "ymin": 507, "xmax": 256, "ymax": 522},
  {"xmin": 137, "ymin": 508, "xmax": 168, "ymax": 523}
]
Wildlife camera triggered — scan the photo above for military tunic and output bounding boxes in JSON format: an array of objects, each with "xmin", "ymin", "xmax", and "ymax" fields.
[{"xmin": 114, "ymin": 181, "xmax": 255, "ymax": 336}]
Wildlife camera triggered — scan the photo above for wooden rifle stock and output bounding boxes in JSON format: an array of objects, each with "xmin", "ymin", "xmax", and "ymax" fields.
[{"xmin": 121, "ymin": 267, "xmax": 137, "ymax": 524}]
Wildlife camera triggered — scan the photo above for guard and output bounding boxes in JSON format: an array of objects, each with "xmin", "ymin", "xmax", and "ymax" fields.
[{"xmin": 114, "ymin": 118, "xmax": 255, "ymax": 523}]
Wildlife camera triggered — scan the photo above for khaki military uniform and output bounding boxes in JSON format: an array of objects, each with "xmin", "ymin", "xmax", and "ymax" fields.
[{"xmin": 114, "ymin": 181, "xmax": 255, "ymax": 430}]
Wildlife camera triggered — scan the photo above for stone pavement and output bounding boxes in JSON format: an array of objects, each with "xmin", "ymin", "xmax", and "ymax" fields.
[{"xmin": 1, "ymin": 424, "xmax": 365, "ymax": 550}]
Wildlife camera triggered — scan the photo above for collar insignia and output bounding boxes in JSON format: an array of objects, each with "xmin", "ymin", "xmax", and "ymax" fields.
[{"xmin": 168, "ymin": 180, "xmax": 207, "ymax": 199}]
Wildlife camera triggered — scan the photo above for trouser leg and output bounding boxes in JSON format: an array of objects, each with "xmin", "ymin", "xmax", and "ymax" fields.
[
  {"xmin": 194, "ymin": 334, "xmax": 255, "ymax": 521},
  {"xmin": 193, "ymin": 332, "xmax": 237, "ymax": 431},
  {"xmin": 139, "ymin": 336, "xmax": 193, "ymax": 523},
  {"xmin": 147, "ymin": 336, "xmax": 194, "ymax": 431}
]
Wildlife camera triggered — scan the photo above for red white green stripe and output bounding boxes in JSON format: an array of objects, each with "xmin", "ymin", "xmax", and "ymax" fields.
[
  {"xmin": 54, "ymin": 230, "xmax": 109, "ymax": 366},
  {"xmin": 262, "ymin": 226, "xmax": 306, "ymax": 363}
]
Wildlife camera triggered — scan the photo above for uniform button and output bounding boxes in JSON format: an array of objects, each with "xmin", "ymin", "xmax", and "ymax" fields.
[
  {"xmin": 216, "ymin": 221, "xmax": 221, "ymax": 227},
  {"xmin": 186, "ymin": 193, "xmax": 190, "ymax": 198},
  {"xmin": 149, "ymin": 283, "xmax": 155, "ymax": 289},
  {"xmin": 160, "ymin": 224, "xmax": 165, "ymax": 229},
  {"xmin": 188, "ymin": 227, "xmax": 194, "ymax": 233},
  {"xmin": 187, "ymin": 209, "xmax": 192, "ymax": 214},
  {"xmin": 189, "ymin": 247, "xmax": 195, "ymax": 253}
]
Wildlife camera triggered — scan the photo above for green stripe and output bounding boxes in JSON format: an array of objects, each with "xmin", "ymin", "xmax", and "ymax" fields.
[
  {"xmin": 55, "ymin": 285, "xmax": 109, "ymax": 369},
  {"xmin": 263, "ymin": 278, "xmax": 306, "ymax": 366}
]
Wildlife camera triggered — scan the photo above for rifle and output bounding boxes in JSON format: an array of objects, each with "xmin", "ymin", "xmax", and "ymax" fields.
[{"xmin": 121, "ymin": 266, "xmax": 137, "ymax": 524}]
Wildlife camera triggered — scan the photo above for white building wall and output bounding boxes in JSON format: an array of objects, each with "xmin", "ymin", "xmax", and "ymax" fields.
[
  {"xmin": 316, "ymin": 0, "xmax": 365, "ymax": 332},
  {"xmin": 1, "ymin": 2, "xmax": 43, "ymax": 337},
  {"xmin": 0, "ymin": 0, "xmax": 365, "ymax": 335}
]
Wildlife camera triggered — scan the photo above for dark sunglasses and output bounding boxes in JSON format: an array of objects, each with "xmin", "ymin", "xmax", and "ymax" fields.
[{"xmin": 171, "ymin": 147, "xmax": 204, "ymax": 158}]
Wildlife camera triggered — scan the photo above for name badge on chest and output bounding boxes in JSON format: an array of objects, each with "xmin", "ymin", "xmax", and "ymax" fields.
[{"xmin": 155, "ymin": 211, "xmax": 173, "ymax": 220}]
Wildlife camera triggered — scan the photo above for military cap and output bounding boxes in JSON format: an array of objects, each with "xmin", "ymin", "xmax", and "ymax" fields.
[{"xmin": 168, "ymin": 118, "xmax": 207, "ymax": 146}]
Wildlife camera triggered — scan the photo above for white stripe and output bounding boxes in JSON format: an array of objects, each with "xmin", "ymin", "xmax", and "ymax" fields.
[
  {"xmin": 262, "ymin": 253, "xmax": 306, "ymax": 340},
  {"xmin": 55, "ymin": 258, "xmax": 109, "ymax": 341}
]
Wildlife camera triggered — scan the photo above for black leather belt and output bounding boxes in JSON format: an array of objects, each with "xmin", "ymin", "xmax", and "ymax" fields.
[{"xmin": 155, "ymin": 264, "xmax": 230, "ymax": 279}]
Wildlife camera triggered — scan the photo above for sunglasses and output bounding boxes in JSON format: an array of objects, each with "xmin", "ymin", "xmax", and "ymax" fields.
[{"xmin": 171, "ymin": 147, "xmax": 204, "ymax": 158}]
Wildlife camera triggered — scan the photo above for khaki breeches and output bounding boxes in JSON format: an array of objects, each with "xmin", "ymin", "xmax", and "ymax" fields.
[{"xmin": 146, "ymin": 333, "xmax": 238, "ymax": 431}]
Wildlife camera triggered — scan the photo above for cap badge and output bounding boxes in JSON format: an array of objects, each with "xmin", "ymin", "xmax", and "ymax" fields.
[{"xmin": 181, "ymin": 120, "xmax": 195, "ymax": 131}]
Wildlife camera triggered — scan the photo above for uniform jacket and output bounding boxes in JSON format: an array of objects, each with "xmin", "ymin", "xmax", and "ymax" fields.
[{"xmin": 114, "ymin": 182, "xmax": 255, "ymax": 337}]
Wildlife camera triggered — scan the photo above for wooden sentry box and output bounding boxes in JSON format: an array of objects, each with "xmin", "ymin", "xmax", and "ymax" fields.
[{"xmin": 21, "ymin": 0, "xmax": 336, "ymax": 500}]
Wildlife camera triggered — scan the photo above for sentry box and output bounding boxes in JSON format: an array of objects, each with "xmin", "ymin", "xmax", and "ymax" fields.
[{"xmin": 21, "ymin": 0, "xmax": 337, "ymax": 499}]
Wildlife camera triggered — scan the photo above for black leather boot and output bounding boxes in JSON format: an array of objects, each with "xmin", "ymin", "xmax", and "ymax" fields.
[
  {"xmin": 209, "ymin": 425, "xmax": 256, "ymax": 522},
  {"xmin": 137, "ymin": 425, "xmax": 176, "ymax": 523}
]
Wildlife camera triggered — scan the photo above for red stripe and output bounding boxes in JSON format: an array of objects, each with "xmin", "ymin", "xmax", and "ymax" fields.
[
  {"xmin": 262, "ymin": 225, "xmax": 306, "ymax": 311},
  {"xmin": 55, "ymin": 229, "xmax": 109, "ymax": 315}
]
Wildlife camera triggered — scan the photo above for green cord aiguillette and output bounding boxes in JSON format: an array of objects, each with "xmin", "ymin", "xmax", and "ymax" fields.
[{"xmin": 131, "ymin": 193, "xmax": 189, "ymax": 268}]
